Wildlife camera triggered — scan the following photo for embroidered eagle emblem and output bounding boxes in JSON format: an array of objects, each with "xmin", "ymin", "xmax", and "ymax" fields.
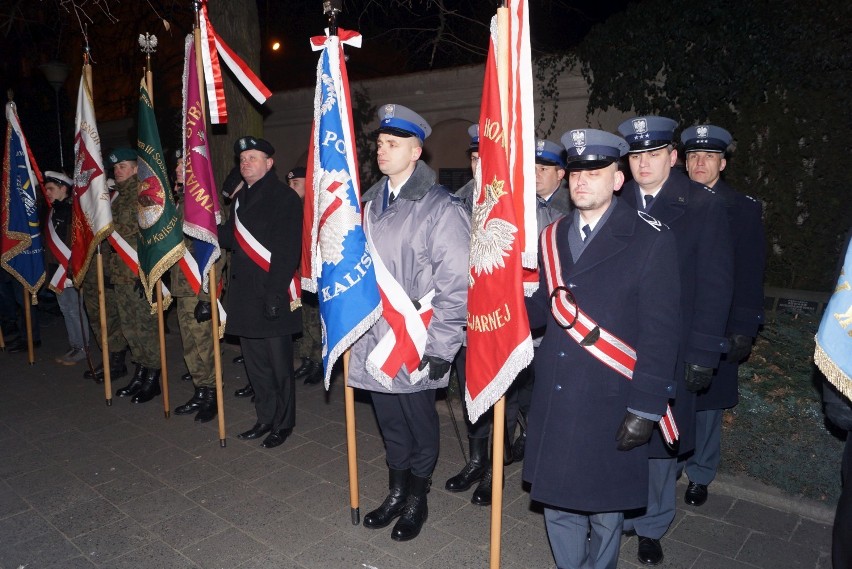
[{"xmin": 469, "ymin": 174, "xmax": 517, "ymax": 286}]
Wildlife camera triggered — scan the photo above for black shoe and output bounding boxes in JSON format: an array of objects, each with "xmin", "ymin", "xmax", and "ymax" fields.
[
  {"xmin": 261, "ymin": 428, "xmax": 292, "ymax": 448},
  {"xmin": 181, "ymin": 372, "xmax": 193, "ymax": 382},
  {"xmin": 445, "ymin": 437, "xmax": 487, "ymax": 492},
  {"xmin": 471, "ymin": 467, "xmax": 493, "ymax": 506},
  {"xmin": 233, "ymin": 354, "xmax": 244, "ymax": 364},
  {"xmin": 684, "ymin": 481, "xmax": 708, "ymax": 506},
  {"xmin": 86, "ymin": 349, "xmax": 128, "ymax": 383},
  {"xmin": 391, "ymin": 474, "xmax": 430, "ymax": 542},
  {"xmin": 6, "ymin": 339, "xmax": 41, "ymax": 353},
  {"xmin": 293, "ymin": 358, "xmax": 312, "ymax": 381},
  {"xmin": 511, "ymin": 430, "xmax": 527, "ymax": 462},
  {"xmin": 116, "ymin": 364, "xmax": 146, "ymax": 397},
  {"xmin": 237, "ymin": 423, "xmax": 272, "ymax": 440},
  {"xmin": 234, "ymin": 384, "xmax": 254, "ymax": 398},
  {"xmin": 131, "ymin": 368, "xmax": 161, "ymax": 403},
  {"xmin": 194, "ymin": 389, "xmax": 218, "ymax": 423},
  {"xmin": 637, "ymin": 537, "xmax": 663, "ymax": 566},
  {"xmin": 364, "ymin": 468, "xmax": 410, "ymax": 529},
  {"xmin": 303, "ymin": 360, "xmax": 323, "ymax": 385},
  {"xmin": 175, "ymin": 387, "xmax": 208, "ymax": 415}
]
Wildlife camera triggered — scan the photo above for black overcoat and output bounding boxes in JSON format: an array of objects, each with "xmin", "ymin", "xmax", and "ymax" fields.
[
  {"xmin": 621, "ymin": 168, "xmax": 733, "ymax": 456},
  {"xmin": 522, "ymin": 199, "xmax": 681, "ymax": 512},
  {"xmin": 220, "ymin": 169, "xmax": 302, "ymax": 338}
]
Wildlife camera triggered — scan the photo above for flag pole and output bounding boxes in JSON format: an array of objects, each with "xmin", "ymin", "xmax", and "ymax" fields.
[
  {"xmin": 489, "ymin": 5, "xmax": 510, "ymax": 568},
  {"xmin": 194, "ymin": 0, "xmax": 227, "ymax": 447},
  {"xmin": 23, "ymin": 291, "xmax": 35, "ymax": 364}
]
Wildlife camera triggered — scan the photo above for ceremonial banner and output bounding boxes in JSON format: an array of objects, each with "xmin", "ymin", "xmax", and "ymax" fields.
[
  {"xmin": 815, "ymin": 239, "xmax": 852, "ymax": 399},
  {"xmin": 70, "ymin": 65, "xmax": 113, "ymax": 286},
  {"xmin": 1, "ymin": 102, "xmax": 45, "ymax": 298},
  {"xmin": 136, "ymin": 78, "xmax": 184, "ymax": 307},
  {"xmin": 182, "ymin": 34, "xmax": 221, "ymax": 293},
  {"xmin": 302, "ymin": 29, "xmax": 381, "ymax": 387},
  {"xmin": 464, "ymin": 18, "xmax": 533, "ymax": 424}
]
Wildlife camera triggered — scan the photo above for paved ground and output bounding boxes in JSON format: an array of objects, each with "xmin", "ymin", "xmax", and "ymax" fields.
[{"xmin": 0, "ymin": 310, "xmax": 838, "ymax": 568}]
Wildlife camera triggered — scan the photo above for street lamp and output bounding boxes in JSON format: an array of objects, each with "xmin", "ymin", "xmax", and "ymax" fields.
[{"xmin": 39, "ymin": 61, "xmax": 70, "ymax": 170}]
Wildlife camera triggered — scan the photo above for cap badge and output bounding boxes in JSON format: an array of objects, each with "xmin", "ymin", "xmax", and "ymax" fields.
[
  {"xmin": 696, "ymin": 125, "xmax": 709, "ymax": 139},
  {"xmin": 632, "ymin": 119, "xmax": 648, "ymax": 135},
  {"xmin": 384, "ymin": 104, "xmax": 395, "ymax": 118},
  {"xmin": 109, "ymin": 154, "xmax": 117, "ymax": 163},
  {"xmin": 571, "ymin": 130, "xmax": 586, "ymax": 154},
  {"xmin": 239, "ymin": 139, "xmax": 248, "ymax": 150},
  {"xmin": 536, "ymin": 139, "xmax": 545, "ymax": 153}
]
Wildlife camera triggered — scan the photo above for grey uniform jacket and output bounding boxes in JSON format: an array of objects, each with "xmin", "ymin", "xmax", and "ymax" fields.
[{"xmin": 348, "ymin": 161, "xmax": 470, "ymax": 394}]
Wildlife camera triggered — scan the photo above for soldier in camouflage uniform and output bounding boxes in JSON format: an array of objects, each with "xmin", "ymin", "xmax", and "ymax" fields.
[{"xmin": 103, "ymin": 148, "xmax": 163, "ymax": 404}]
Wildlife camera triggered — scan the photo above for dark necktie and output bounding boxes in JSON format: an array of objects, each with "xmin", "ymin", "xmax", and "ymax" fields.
[
  {"xmin": 643, "ymin": 194, "xmax": 655, "ymax": 211},
  {"xmin": 581, "ymin": 224, "xmax": 591, "ymax": 242}
]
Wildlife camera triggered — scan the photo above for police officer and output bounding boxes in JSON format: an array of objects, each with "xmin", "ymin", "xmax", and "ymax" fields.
[
  {"xmin": 680, "ymin": 125, "xmax": 765, "ymax": 507},
  {"xmin": 350, "ymin": 104, "xmax": 469, "ymax": 541},
  {"xmin": 171, "ymin": 153, "xmax": 222, "ymax": 422},
  {"xmin": 505, "ymin": 138, "xmax": 572, "ymax": 462},
  {"xmin": 102, "ymin": 148, "xmax": 163, "ymax": 403},
  {"xmin": 524, "ymin": 128, "xmax": 680, "ymax": 569},
  {"xmin": 219, "ymin": 137, "xmax": 302, "ymax": 449},
  {"xmin": 617, "ymin": 117, "xmax": 733, "ymax": 565},
  {"xmin": 287, "ymin": 166, "xmax": 322, "ymax": 385}
]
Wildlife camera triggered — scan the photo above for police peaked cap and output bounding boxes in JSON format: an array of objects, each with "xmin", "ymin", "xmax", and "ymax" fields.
[
  {"xmin": 535, "ymin": 139, "xmax": 567, "ymax": 168},
  {"xmin": 561, "ymin": 129, "xmax": 629, "ymax": 171},
  {"xmin": 105, "ymin": 147, "xmax": 137, "ymax": 166},
  {"xmin": 43, "ymin": 170, "xmax": 73, "ymax": 188},
  {"xmin": 376, "ymin": 104, "xmax": 432, "ymax": 141},
  {"xmin": 234, "ymin": 136, "xmax": 275, "ymax": 156},
  {"xmin": 681, "ymin": 124, "xmax": 732, "ymax": 153},
  {"xmin": 467, "ymin": 123, "xmax": 480, "ymax": 152},
  {"xmin": 617, "ymin": 116, "xmax": 678, "ymax": 153}
]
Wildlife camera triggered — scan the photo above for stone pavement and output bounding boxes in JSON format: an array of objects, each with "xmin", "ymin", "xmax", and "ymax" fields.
[{"xmin": 0, "ymin": 311, "xmax": 837, "ymax": 568}]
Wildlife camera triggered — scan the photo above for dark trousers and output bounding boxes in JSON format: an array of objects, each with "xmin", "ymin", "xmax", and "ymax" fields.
[
  {"xmin": 454, "ymin": 346, "xmax": 491, "ymax": 440},
  {"xmin": 505, "ymin": 363, "xmax": 534, "ymax": 440},
  {"xmin": 835, "ymin": 434, "xmax": 852, "ymax": 568},
  {"xmin": 371, "ymin": 389, "xmax": 439, "ymax": 477},
  {"xmin": 242, "ymin": 336, "xmax": 295, "ymax": 430}
]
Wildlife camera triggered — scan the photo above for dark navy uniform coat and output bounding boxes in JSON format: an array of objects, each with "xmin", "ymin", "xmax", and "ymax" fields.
[
  {"xmin": 621, "ymin": 168, "xmax": 734, "ymax": 456},
  {"xmin": 697, "ymin": 179, "xmax": 765, "ymax": 410},
  {"xmin": 219, "ymin": 169, "xmax": 303, "ymax": 339},
  {"xmin": 522, "ymin": 199, "xmax": 681, "ymax": 513}
]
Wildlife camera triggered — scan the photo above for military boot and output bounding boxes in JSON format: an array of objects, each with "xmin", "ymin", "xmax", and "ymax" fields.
[
  {"xmin": 116, "ymin": 363, "xmax": 146, "ymax": 397},
  {"xmin": 391, "ymin": 473, "xmax": 430, "ymax": 542},
  {"xmin": 131, "ymin": 368, "xmax": 161, "ymax": 404},
  {"xmin": 471, "ymin": 466, "xmax": 500, "ymax": 506},
  {"xmin": 364, "ymin": 468, "xmax": 410, "ymax": 529},
  {"xmin": 194, "ymin": 388, "xmax": 218, "ymax": 423},
  {"xmin": 86, "ymin": 349, "xmax": 128, "ymax": 384},
  {"xmin": 445, "ymin": 436, "xmax": 488, "ymax": 492},
  {"xmin": 175, "ymin": 387, "xmax": 208, "ymax": 415}
]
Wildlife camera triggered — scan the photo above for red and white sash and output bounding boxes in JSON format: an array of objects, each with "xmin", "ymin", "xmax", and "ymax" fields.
[
  {"xmin": 233, "ymin": 198, "xmax": 301, "ymax": 310},
  {"xmin": 107, "ymin": 231, "xmax": 172, "ymax": 302},
  {"xmin": 178, "ymin": 250, "xmax": 228, "ymax": 330},
  {"xmin": 540, "ymin": 221, "xmax": 679, "ymax": 445},
  {"xmin": 364, "ymin": 202, "xmax": 435, "ymax": 388},
  {"xmin": 46, "ymin": 209, "xmax": 71, "ymax": 291}
]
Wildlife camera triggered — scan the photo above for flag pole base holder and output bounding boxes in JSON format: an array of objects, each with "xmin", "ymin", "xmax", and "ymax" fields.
[
  {"xmin": 219, "ymin": 438, "xmax": 227, "ymax": 448},
  {"xmin": 105, "ymin": 398, "xmax": 112, "ymax": 407}
]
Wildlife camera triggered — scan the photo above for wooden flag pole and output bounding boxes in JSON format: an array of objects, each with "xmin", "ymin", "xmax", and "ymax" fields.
[
  {"xmin": 23, "ymin": 291, "xmax": 34, "ymax": 365},
  {"xmin": 155, "ymin": 281, "xmax": 170, "ymax": 418},
  {"xmin": 95, "ymin": 249, "xmax": 113, "ymax": 405},
  {"xmin": 209, "ymin": 267, "xmax": 226, "ymax": 447},
  {"xmin": 489, "ymin": 6, "xmax": 510, "ymax": 569},
  {"xmin": 344, "ymin": 353, "xmax": 360, "ymax": 525}
]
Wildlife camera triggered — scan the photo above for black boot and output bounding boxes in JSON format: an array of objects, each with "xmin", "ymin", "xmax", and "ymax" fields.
[
  {"xmin": 445, "ymin": 437, "xmax": 488, "ymax": 492},
  {"xmin": 132, "ymin": 368, "xmax": 161, "ymax": 404},
  {"xmin": 471, "ymin": 467, "xmax": 496, "ymax": 506},
  {"xmin": 175, "ymin": 387, "xmax": 207, "ymax": 415},
  {"xmin": 194, "ymin": 388, "xmax": 218, "ymax": 423},
  {"xmin": 116, "ymin": 364, "xmax": 146, "ymax": 397},
  {"xmin": 302, "ymin": 358, "xmax": 323, "ymax": 385},
  {"xmin": 86, "ymin": 349, "xmax": 128, "ymax": 383},
  {"xmin": 511, "ymin": 429, "xmax": 527, "ymax": 462},
  {"xmin": 364, "ymin": 468, "xmax": 410, "ymax": 529},
  {"xmin": 391, "ymin": 474, "xmax": 430, "ymax": 541}
]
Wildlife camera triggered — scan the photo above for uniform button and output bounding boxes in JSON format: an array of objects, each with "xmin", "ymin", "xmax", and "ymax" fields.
[
  {"xmin": 558, "ymin": 351, "xmax": 565, "ymax": 357},
  {"xmin": 666, "ymin": 385, "xmax": 673, "ymax": 393},
  {"xmin": 554, "ymin": 384, "xmax": 562, "ymax": 391}
]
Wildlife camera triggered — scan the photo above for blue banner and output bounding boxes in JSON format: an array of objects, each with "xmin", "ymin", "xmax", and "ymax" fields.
[{"xmin": 815, "ymin": 237, "xmax": 852, "ymax": 399}]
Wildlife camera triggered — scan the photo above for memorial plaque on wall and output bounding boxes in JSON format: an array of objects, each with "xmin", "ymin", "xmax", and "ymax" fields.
[{"xmin": 776, "ymin": 297, "xmax": 820, "ymax": 315}]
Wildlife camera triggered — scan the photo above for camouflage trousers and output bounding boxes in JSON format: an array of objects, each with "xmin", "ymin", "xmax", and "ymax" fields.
[
  {"xmin": 81, "ymin": 264, "xmax": 127, "ymax": 354},
  {"xmin": 296, "ymin": 292, "xmax": 322, "ymax": 361},
  {"xmin": 176, "ymin": 296, "xmax": 219, "ymax": 388},
  {"xmin": 113, "ymin": 282, "xmax": 161, "ymax": 369}
]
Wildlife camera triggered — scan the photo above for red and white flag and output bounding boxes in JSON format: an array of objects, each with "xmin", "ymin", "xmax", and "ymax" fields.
[
  {"xmin": 464, "ymin": 9, "xmax": 534, "ymax": 423},
  {"xmin": 70, "ymin": 64, "xmax": 113, "ymax": 286}
]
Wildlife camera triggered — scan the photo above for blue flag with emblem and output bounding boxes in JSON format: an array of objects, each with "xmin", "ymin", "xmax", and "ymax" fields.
[
  {"xmin": 815, "ymin": 238, "xmax": 852, "ymax": 401},
  {"xmin": 1, "ymin": 102, "xmax": 45, "ymax": 298},
  {"xmin": 301, "ymin": 29, "xmax": 381, "ymax": 388}
]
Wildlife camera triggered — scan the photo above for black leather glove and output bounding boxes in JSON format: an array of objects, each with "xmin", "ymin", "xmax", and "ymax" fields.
[
  {"xmin": 263, "ymin": 295, "xmax": 282, "ymax": 320},
  {"xmin": 616, "ymin": 412, "xmax": 654, "ymax": 451},
  {"xmin": 418, "ymin": 355, "xmax": 452, "ymax": 380},
  {"xmin": 726, "ymin": 334, "xmax": 753, "ymax": 362},
  {"xmin": 194, "ymin": 300, "xmax": 212, "ymax": 323},
  {"xmin": 133, "ymin": 279, "xmax": 144, "ymax": 299},
  {"xmin": 685, "ymin": 363, "xmax": 714, "ymax": 392}
]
